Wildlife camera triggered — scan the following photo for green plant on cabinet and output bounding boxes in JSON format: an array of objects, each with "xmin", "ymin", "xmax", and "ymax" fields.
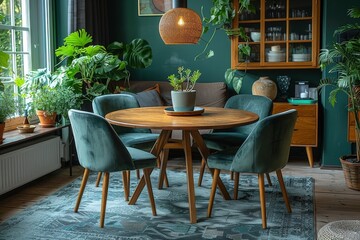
[{"xmin": 196, "ymin": 0, "xmax": 254, "ymax": 60}]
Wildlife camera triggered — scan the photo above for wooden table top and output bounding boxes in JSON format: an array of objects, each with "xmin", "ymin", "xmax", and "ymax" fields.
[{"xmin": 105, "ymin": 106, "xmax": 259, "ymax": 131}]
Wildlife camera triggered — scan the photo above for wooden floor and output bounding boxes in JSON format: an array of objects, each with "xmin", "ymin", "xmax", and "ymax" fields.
[{"xmin": 0, "ymin": 156, "xmax": 359, "ymax": 235}]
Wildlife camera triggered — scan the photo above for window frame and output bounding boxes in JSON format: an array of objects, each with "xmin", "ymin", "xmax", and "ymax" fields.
[{"xmin": 1, "ymin": 0, "xmax": 55, "ymax": 131}]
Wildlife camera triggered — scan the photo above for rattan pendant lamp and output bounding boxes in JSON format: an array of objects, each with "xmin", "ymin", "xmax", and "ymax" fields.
[{"xmin": 159, "ymin": 0, "xmax": 202, "ymax": 44}]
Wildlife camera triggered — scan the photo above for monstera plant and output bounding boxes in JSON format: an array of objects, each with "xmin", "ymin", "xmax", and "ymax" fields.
[{"xmin": 55, "ymin": 29, "xmax": 153, "ymax": 102}]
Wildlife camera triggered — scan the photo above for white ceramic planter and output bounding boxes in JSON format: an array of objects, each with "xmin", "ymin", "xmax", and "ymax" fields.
[{"xmin": 171, "ymin": 90, "xmax": 196, "ymax": 112}]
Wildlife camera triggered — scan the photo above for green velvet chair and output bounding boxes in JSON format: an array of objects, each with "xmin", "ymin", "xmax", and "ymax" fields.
[
  {"xmin": 199, "ymin": 94, "xmax": 273, "ymax": 189},
  {"xmin": 92, "ymin": 94, "xmax": 160, "ymax": 199},
  {"xmin": 69, "ymin": 109, "xmax": 157, "ymax": 228},
  {"xmin": 207, "ymin": 109, "xmax": 297, "ymax": 229}
]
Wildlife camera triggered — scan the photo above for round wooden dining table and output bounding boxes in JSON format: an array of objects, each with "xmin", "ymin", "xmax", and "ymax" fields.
[{"xmin": 106, "ymin": 106, "xmax": 259, "ymax": 224}]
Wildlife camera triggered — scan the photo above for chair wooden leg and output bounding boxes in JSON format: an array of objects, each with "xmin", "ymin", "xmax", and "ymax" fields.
[
  {"xmin": 230, "ymin": 171, "xmax": 234, "ymax": 180},
  {"xmin": 258, "ymin": 173, "xmax": 267, "ymax": 229},
  {"xmin": 122, "ymin": 171, "xmax": 129, "ymax": 201},
  {"xmin": 276, "ymin": 169, "xmax": 292, "ymax": 213},
  {"xmin": 198, "ymin": 158, "xmax": 206, "ymax": 186},
  {"xmin": 100, "ymin": 172, "xmax": 109, "ymax": 228},
  {"xmin": 95, "ymin": 172, "xmax": 102, "ymax": 187},
  {"xmin": 74, "ymin": 168, "xmax": 90, "ymax": 213},
  {"xmin": 234, "ymin": 172, "xmax": 240, "ymax": 200},
  {"xmin": 266, "ymin": 173, "xmax": 272, "ymax": 186},
  {"xmin": 136, "ymin": 169, "xmax": 140, "ymax": 179},
  {"xmin": 207, "ymin": 169, "xmax": 220, "ymax": 218},
  {"xmin": 143, "ymin": 168, "xmax": 157, "ymax": 216}
]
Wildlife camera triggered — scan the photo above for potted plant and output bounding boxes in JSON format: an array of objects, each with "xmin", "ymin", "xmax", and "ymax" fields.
[
  {"xmin": 17, "ymin": 68, "xmax": 58, "ymax": 127},
  {"xmin": 55, "ymin": 29, "xmax": 153, "ymax": 110},
  {"xmin": 0, "ymin": 89, "xmax": 16, "ymax": 143},
  {"xmin": 318, "ymin": 7, "xmax": 360, "ymax": 190},
  {"xmin": 168, "ymin": 66, "xmax": 201, "ymax": 112}
]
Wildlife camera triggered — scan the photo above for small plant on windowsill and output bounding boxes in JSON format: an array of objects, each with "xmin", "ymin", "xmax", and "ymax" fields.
[{"xmin": 167, "ymin": 66, "xmax": 201, "ymax": 112}]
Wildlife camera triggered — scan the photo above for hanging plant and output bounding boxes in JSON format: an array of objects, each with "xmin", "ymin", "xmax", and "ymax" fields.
[{"xmin": 195, "ymin": 0, "xmax": 255, "ymax": 61}]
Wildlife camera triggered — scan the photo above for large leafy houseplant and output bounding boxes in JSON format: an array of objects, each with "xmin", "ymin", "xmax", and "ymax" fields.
[
  {"xmin": 55, "ymin": 29, "xmax": 152, "ymax": 102},
  {"xmin": 319, "ymin": 7, "xmax": 360, "ymax": 163}
]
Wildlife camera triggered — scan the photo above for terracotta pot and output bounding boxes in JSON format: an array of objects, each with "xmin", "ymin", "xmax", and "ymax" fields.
[
  {"xmin": 0, "ymin": 122, "xmax": 4, "ymax": 144},
  {"xmin": 36, "ymin": 110, "xmax": 57, "ymax": 128},
  {"xmin": 252, "ymin": 76, "xmax": 278, "ymax": 100}
]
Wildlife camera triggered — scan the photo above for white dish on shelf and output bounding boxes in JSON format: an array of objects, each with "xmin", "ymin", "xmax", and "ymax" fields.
[
  {"xmin": 267, "ymin": 51, "xmax": 285, "ymax": 62},
  {"xmin": 250, "ymin": 32, "xmax": 261, "ymax": 42},
  {"xmin": 292, "ymin": 53, "xmax": 310, "ymax": 62}
]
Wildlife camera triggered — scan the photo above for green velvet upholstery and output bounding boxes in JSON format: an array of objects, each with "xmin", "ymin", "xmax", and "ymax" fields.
[
  {"xmin": 207, "ymin": 109, "xmax": 297, "ymax": 173},
  {"xmin": 207, "ymin": 109, "xmax": 297, "ymax": 229},
  {"xmin": 92, "ymin": 94, "xmax": 159, "ymax": 149},
  {"xmin": 68, "ymin": 109, "xmax": 157, "ymax": 227},
  {"xmin": 203, "ymin": 94, "xmax": 273, "ymax": 151},
  {"xmin": 69, "ymin": 109, "xmax": 157, "ymax": 172}
]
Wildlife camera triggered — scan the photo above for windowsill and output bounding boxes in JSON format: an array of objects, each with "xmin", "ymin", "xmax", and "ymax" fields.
[{"xmin": 1, "ymin": 124, "xmax": 69, "ymax": 152}]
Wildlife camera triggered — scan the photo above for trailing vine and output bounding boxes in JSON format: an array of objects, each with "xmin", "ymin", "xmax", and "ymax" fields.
[{"xmin": 195, "ymin": 0, "xmax": 255, "ymax": 61}]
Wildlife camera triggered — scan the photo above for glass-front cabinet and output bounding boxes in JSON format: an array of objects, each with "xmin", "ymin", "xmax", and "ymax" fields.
[{"xmin": 231, "ymin": 0, "xmax": 320, "ymax": 69}]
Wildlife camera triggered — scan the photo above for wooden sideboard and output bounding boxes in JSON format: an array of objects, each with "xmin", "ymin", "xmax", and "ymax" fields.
[{"xmin": 273, "ymin": 102, "xmax": 318, "ymax": 167}]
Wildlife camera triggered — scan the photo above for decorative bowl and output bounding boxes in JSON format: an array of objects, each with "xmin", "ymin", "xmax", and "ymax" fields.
[
  {"xmin": 17, "ymin": 125, "xmax": 36, "ymax": 133},
  {"xmin": 250, "ymin": 32, "xmax": 261, "ymax": 42}
]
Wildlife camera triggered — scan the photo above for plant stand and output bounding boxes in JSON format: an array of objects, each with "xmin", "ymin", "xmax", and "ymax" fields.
[{"xmin": 340, "ymin": 156, "xmax": 360, "ymax": 191}]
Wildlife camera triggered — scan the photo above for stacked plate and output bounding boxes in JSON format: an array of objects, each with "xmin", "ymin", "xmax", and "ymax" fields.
[
  {"xmin": 292, "ymin": 53, "xmax": 311, "ymax": 62},
  {"xmin": 266, "ymin": 50, "xmax": 285, "ymax": 62}
]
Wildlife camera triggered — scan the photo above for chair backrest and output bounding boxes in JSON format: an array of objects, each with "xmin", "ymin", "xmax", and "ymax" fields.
[
  {"xmin": 231, "ymin": 109, "xmax": 297, "ymax": 173},
  {"xmin": 68, "ymin": 109, "xmax": 134, "ymax": 172},
  {"xmin": 92, "ymin": 94, "xmax": 150, "ymax": 134},
  {"xmin": 215, "ymin": 94, "xmax": 273, "ymax": 135}
]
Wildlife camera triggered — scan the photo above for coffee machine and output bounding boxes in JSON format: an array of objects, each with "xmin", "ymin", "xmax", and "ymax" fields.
[{"xmin": 295, "ymin": 81, "xmax": 309, "ymax": 98}]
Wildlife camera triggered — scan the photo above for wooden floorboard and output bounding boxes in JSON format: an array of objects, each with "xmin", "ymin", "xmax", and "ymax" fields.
[{"xmin": 0, "ymin": 157, "xmax": 359, "ymax": 235}]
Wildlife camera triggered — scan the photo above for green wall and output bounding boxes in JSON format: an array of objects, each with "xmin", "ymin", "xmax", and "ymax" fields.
[
  {"xmin": 108, "ymin": 1, "xmax": 231, "ymax": 83},
  {"xmin": 107, "ymin": 1, "xmax": 321, "ymax": 94},
  {"xmin": 56, "ymin": 0, "xmax": 359, "ymax": 166},
  {"xmin": 320, "ymin": 0, "xmax": 359, "ymax": 167}
]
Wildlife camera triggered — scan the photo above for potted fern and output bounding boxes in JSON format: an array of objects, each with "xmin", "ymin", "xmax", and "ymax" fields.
[
  {"xmin": 0, "ymin": 89, "xmax": 16, "ymax": 143},
  {"xmin": 168, "ymin": 66, "xmax": 201, "ymax": 112},
  {"xmin": 318, "ymin": 7, "xmax": 360, "ymax": 190},
  {"xmin": 0, "ymin": 51, "xmax": 16, "ymax": 142}
]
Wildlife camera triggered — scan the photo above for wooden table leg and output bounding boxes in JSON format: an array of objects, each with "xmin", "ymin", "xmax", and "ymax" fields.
[
  {"xmin": 183, "ymin": 130, "xmax": 197, "ymax": 224},
  {"xmin": 129, "ymin": 130, "xmax": 171, "ymax": 205},
  {"xmin": 306, "ymin": 146, "xmax": 314, "ymax": 167},
  {"xmin": 191, "ymin": 130, "xmax": 231, "ymax": 200}
]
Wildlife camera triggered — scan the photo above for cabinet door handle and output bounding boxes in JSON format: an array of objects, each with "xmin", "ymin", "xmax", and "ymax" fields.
[{"xmin": 293, "ymin": 129, "xmax": 299, "ymax": 131}]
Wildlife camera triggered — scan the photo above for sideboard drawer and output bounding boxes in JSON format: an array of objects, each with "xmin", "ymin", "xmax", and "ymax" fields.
[{"xmin": 273, "ymin": 102, "xmax": 318, "ymax": 167}]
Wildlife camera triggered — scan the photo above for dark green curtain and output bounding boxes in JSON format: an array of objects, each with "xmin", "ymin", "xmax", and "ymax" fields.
[{"xmin": 68, "ymin": 0, "xmax": 109, "ymax": 45}]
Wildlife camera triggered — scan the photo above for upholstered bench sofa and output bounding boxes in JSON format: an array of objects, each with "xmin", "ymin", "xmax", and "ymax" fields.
[
  {"xmin": 109, "ymin": 80, "xmax": 230, "ymax": 139},
  {"xmin": 116, "ymin": 81, "xmax": 229, "ymax": 108}
]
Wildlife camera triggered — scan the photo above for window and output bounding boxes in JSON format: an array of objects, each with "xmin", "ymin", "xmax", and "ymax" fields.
[
  {"xmin": 0, "ymin": 0, "xmax": 30, "ymax": 92},
  {"xmin": 0, "ymin": 0, "xmax": 54, "ymax": 128}
]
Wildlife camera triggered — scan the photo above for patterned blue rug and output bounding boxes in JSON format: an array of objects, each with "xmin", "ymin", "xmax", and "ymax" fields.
[{"xmin": 0, "ymin": 169, "xmax": 315, "ymax": 239}]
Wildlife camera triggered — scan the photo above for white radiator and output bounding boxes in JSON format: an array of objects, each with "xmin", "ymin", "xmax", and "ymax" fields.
[{"xmin": 0, "ymin": 136, "xmax": 62, "ymax": 195}]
